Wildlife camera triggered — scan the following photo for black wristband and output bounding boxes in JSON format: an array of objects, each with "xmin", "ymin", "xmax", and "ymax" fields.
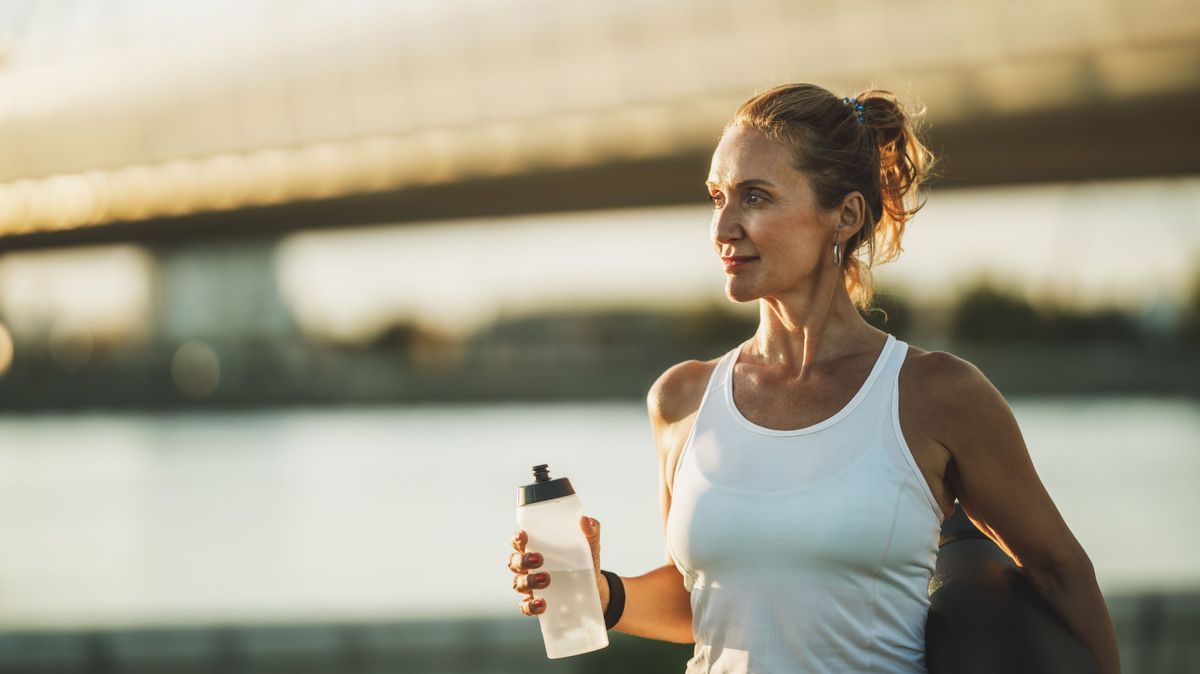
[{"xmin": 600, "ymin": 569, "xmax": 625, "ymax": 630}]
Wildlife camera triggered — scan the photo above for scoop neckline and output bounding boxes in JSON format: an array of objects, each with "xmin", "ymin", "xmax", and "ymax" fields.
[{"xmin": 725, "ymin": 333, "xmax": 896, "ymax": 436}]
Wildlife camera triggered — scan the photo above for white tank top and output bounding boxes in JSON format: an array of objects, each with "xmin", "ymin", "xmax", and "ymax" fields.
[{"xmin": 665, "ymin": 333, "xmax": 945, "ymax": 674}]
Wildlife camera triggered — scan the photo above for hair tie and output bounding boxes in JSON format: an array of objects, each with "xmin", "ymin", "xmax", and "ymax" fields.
[{"xmin": 842, "ymin": 96, "xmax": 866, "ymax": 124}]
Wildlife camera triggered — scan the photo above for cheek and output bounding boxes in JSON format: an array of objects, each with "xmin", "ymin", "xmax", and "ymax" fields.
[{"xmin": 757, "ymin": 229, "xmax": 823, "ymax": 270}]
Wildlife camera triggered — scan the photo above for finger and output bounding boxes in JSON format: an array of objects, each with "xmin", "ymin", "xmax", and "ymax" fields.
[
  {"xmin": 507, "ymin": 551, "xmax": 542, "ymax": 573},
  {"xmin": 581, "ymin": 516, "xmax": 602, "ymax": 574},
  {"xmin": 513, "ymin": 571, "xmax": 550, "ymax": 595},
  {"xmin": 580, "ymin": 516, "xmax": 600, "ymax": 540},
  {"xmin": 511, "ymin": 530, "xmax": 526, "ymax": 552},
  {"xmin": 519, "ymin": 596, "xmax": 546, "ymax": 616}
]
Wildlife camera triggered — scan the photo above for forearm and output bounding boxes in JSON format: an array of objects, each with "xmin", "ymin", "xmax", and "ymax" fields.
[
  {"xmin": 600, "ymin": 564, "xmax": 694, "ymax": 644},
  {"xmin": 1026, "ymin": 558, "xmax": 1121, "ymax": 674}
]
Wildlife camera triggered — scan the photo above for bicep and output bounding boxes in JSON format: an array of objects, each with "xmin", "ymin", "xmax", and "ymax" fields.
[{"xmin": 941, "ymin": 360, "xmax": 1090, "ymax": 573}]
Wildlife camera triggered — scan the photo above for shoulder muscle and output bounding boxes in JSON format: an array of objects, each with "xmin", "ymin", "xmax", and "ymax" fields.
[
  {"xmin": 922, "ymin": 350, "xmax": 1012, "ymax": 456},
  {"xmin": 925, "ymin": 350, "xmax": 1090, "ymax": 571},
  {"xmin": 647, "ymin": 359, "xmax": 717, "ymax": 429}
]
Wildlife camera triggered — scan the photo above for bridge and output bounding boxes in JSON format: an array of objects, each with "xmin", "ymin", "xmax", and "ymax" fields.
[{"xmin": 0, "ymin": 0, "xmax": 1197, "ymax": 251}]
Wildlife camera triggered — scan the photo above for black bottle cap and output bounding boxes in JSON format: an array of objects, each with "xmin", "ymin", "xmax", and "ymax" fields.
[{"xmin": 518, "ymin": 463, "xmax": 576, "ymax": 506}]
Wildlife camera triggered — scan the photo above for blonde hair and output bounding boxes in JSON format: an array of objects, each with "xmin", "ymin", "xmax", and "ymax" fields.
[{"xmin": 729, "ymin": 83, "xmax": 935, "ymax": 310}]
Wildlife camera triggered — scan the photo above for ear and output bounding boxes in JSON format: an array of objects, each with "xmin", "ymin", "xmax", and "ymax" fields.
[{"xmin": 836, "ymin": 191, "xmax": 867, "ymax": 238}]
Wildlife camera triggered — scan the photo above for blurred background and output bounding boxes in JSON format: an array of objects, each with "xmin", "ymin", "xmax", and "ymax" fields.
[{"xmin": 0, "ymin": 0, "xmax": 1198, "ymax": 672}]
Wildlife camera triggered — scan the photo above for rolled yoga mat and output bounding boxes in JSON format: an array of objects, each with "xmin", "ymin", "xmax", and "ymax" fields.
[{"xmin": 925, "ymin": 502, "xmax": 1099, "ymax": 674}]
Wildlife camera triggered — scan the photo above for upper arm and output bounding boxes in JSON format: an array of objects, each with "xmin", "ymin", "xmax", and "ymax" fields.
[
  {"xmin": 933, "ymin": 353, "xmax": 1092, "ymax": 573},
  {"xmin": 647, "ymin": 359, "xmax": 713, "ymax": 564}
]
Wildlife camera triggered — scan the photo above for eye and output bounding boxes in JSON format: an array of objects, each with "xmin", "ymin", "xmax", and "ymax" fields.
[{"xmin": 745, "ymin": 190, "xmax": 767, "ymax": 205}]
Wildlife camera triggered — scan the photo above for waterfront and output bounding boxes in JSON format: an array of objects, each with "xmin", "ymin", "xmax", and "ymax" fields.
[{"xmin": 0, "ymin": 396, "xmax": 1196, "ymax": 631}]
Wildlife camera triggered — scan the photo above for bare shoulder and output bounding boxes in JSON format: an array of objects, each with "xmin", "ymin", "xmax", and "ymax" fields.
[
  {"xmin": 902, "ymin": 344, "xmax": 990, "ymax": 394},
  {"xmin": 900, "ymin": 343, "xmax": 1014, "ymax": 455},
  {"xmin": 647, "ymin": 357, "xmax": 721, "ymax": 428}
]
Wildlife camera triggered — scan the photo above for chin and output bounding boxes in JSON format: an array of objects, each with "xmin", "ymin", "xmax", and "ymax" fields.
[{"xmin": 724, "ymin": 279, "xmax": 763, "ymax": 304}]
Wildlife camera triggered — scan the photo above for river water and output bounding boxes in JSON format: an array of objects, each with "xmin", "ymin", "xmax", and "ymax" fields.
[{"xmin": 0, "ymin": 397, "xmax": 1196, "ymax": 630}]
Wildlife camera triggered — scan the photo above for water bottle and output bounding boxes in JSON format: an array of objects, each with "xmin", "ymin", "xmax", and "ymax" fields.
[{"xmin": 516, "ymin": 463, "xmax": 608, "ymax": 658}]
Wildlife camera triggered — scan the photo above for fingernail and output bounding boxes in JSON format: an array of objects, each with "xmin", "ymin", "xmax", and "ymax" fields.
[
  {"xmin": 528, "ymin": 553, "xmax": 542, "ymax": 565},
  {"xmin": 534, "ymin": 573, "xmax": 548, "ymax": 584},
  {"xmin": 534, "ymin": 598, "xmax": 545, "ymax": 608}
]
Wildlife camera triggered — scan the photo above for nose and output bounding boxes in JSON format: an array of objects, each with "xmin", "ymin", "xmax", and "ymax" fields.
[{"xmin": 711, "ymin": 204, "xmax": 742, "ymax": 247}]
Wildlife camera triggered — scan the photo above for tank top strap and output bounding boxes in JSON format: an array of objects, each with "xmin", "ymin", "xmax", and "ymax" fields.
[
  {"xmin": 845, "ymin": 334, "xmax": 942, "ymax": 521},
  {"xmin": 851, "ymin": 333, "xmax": 908, "ymax": 416},
  {"xmin": 878, "ymin": 333, "xmax": 910, "ymax": 389},
  {"xmin": 668, "ymin": 345, "xmax": 740, "ymax": 490},
  {"xmin": 697, "ymin": 344, "xmax": 742, "ymax": 426},
  {"xmin": 833, "ymin": 334, "xmax": 909, "ymax": 460}
]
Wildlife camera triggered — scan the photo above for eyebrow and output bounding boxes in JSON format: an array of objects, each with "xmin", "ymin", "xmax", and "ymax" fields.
[{"xmin": 705, "ymin": 178, "xmax": 777, "ymax": 191}]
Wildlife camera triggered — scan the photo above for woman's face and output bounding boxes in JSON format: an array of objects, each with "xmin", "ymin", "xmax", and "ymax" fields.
[{"xmin": 706, "ymin": 125, "xmax": 842, "ymax": 303}]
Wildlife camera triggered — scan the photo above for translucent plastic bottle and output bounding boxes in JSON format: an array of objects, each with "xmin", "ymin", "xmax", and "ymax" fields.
[{"xmin": 516, "ymin": 464, "xmax": 608, "ymax": 659}]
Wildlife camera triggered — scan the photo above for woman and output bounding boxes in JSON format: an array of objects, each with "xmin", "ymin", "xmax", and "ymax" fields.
[{"xmin": 508, "ymin": 83, "xmax": 1120, "ymax": 673}]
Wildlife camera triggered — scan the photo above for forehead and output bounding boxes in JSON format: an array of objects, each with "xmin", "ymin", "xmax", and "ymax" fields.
[{"xmin": 707, "ymin": 125, "xmax": 797, "ymax": 187}]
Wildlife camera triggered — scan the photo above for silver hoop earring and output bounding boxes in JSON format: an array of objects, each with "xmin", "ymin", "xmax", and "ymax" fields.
[{"xmin": 833, "ymin": 239, "xmax": 842, "ymax": 267}]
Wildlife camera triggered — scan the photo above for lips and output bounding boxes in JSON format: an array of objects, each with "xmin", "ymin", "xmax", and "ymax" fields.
[{"xmin": 721, "ymin": 255, "xmax": 758, "ymax": 271}]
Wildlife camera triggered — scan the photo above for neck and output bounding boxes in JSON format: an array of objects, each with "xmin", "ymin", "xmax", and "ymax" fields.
[{"xmin": 748, "ymin": 280, "xmax": 879, "ymax": 376}]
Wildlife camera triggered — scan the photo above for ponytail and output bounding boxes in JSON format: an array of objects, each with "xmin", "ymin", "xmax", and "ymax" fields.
[{"xmin": 858, "ymin": 89, "xmax": 935, "ymax": 265}]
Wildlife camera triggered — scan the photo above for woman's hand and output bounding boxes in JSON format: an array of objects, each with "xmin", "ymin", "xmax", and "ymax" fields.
[{"xmin": 510, "ymin": 515, "xmax": 607, "ymax": 617}]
